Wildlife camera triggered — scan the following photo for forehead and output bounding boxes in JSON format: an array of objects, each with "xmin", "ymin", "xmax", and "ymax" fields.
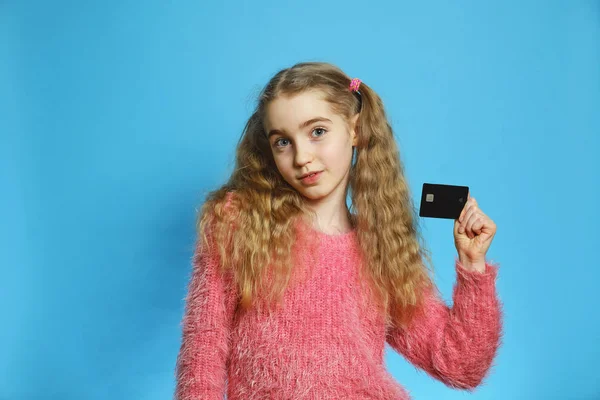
[{"xmin": 265, "ymin": 90, "xmax": 338, "ymax": 129}]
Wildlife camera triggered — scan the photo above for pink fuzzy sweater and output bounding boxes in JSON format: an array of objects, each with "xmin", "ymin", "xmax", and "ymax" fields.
[{"xmin": 174, "ymin": 202, "xmax": 502, "ymax": 399}]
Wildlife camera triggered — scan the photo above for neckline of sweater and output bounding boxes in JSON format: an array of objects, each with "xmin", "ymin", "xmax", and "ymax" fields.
[{"xmin": 299, "ymin": 217, "xmax": 357, "ymax": 245}]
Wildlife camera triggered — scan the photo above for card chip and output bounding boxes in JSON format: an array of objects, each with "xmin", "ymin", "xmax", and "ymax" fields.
[{"xmin": 426, "ymin": 193, "xmax": 434, "ymax": 202}]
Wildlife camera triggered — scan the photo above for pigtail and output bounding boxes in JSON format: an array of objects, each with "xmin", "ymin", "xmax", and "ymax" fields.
[{"xmin": 349, "ymin": 79, "xmax": 435, "ymax": 328}]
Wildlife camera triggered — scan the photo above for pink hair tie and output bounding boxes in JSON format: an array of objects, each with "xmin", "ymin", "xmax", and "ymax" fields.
[{"xmin": 349, "ymin": 78, "xmax": 361, "ymax": 92}]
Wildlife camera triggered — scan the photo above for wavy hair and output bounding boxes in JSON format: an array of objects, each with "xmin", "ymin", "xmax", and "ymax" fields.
[{"xmin": 197, "ymin": 61, "xmax": 435, "ymax": 329}]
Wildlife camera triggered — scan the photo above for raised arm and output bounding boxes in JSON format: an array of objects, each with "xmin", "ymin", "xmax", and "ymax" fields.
[
  {"xmin": 174, "ymin": 196, "xmax": 239, "ymax": 400},
  {"xmin": 386, "ymin": 258, "xmax": 503, "ymax": 391}
]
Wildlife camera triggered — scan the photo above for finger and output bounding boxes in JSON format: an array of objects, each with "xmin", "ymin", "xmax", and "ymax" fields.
[
  {"xmin": 459, "ymin": 200, "xmax": 472, "ymax": 223},
  {"xmin": 471, "ymin": 217, "xmax": 484, "ymax": 235},
  {"xmin": 458, "ymin": 205, "xmax": 469, "ymax": 232},
  {"xmin": 458, "ymin": 206, "xmax": 472, "ymax": 234},
  {"xmin": 462, "ymin": 196, "xmax": 479, "ymax": 219},
  {"xmin": 465, "ymin": 211, "xmax": 482, "ymax": 239},
  {"xmin": 460, "ymin": 201, "xmax": 476, "ymax": 224}
]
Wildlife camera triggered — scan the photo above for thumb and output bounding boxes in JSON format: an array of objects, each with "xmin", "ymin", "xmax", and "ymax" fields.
[{"xmin": 453, "ymin": 218, "xmax": 462, "ymax": 236}]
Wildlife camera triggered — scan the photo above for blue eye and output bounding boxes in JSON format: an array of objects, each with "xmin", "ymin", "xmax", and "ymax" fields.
[
  {"xmin": 274, "ymin": 138, "xmax": 289, "ymax": 148},
  {"xmin": 313, "ymin": 127, "xmax": 327, "ymax": 137}
]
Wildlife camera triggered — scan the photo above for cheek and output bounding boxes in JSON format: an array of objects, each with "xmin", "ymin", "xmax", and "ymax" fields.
[
  {"xmin": 273, "ymin": 154, "xmax": 293, "ymax": 177},
  {"xmin": 322, "ymin": 142, "xmax": 352, "ymax": 169}
]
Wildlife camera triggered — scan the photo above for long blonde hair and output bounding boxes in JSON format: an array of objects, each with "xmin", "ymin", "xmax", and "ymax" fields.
[{"xmin": 197, "ymin": 61, "xmax": 435, "ymax": 329}]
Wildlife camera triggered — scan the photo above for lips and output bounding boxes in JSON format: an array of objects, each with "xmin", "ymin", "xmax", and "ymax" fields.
[{"xmin": 299, "ymin": 171, "xmax": 322, "ymax": 179}]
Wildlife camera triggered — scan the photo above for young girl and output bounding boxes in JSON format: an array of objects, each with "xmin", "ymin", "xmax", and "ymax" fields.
[{"xmin": 174, "ymin": 62, "xmax": 502, "ymax": 400}]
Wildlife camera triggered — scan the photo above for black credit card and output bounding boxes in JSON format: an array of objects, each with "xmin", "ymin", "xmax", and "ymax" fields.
[{"xmin": 419, "ymin": 183, "xmax": 469, "ymax": 219}]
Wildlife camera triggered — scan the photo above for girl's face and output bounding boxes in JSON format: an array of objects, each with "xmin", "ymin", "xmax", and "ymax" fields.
[{"xmin": 264, "ymin": 90, "xmax": 358, "ymax": 203}]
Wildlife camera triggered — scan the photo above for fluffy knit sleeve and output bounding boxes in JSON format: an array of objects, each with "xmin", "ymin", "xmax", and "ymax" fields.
[
  {"xmin": 386, "ymin": 258, "xmax": 503, "ymax": 391},
  {"xmin": 174, "ymin": 195, "xmax": 238, "ymax": 400}
]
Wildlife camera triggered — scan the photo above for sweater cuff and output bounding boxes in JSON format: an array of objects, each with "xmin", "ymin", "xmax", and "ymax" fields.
[{"xmin": 455, "ymin": 257, "xmax": 499, "ymax": 285}]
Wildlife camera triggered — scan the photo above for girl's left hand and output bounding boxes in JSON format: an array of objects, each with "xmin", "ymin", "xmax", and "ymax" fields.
[{"xmin": 453, "ymin": 194, "xmax": 497, "ymax": 264}]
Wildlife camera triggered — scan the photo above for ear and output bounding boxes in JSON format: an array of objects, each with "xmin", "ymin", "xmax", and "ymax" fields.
[{"xmin": 350, "ymin": 112, "xmax": 359, "ymax": 147}]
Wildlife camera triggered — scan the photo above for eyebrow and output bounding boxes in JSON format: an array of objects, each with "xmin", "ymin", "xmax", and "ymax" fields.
[{"xmin": 267, "ymin": 117, "xmax": 333, "ymax": 139}]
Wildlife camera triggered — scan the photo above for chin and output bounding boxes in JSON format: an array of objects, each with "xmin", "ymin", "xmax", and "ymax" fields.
[{"xmin": 295, "ymin": 186, "xmax": 331, "ymax": 201}]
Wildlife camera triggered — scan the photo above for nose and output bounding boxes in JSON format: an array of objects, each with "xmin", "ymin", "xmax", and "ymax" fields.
[{"xmin": 294, "ymin": 140, "xmax": 314, "ymax": 167}]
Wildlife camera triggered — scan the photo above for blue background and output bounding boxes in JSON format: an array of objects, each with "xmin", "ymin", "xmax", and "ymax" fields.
[{"xmin": 2, "ymin": 1, "xmax": 599, "ymax": 399}]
